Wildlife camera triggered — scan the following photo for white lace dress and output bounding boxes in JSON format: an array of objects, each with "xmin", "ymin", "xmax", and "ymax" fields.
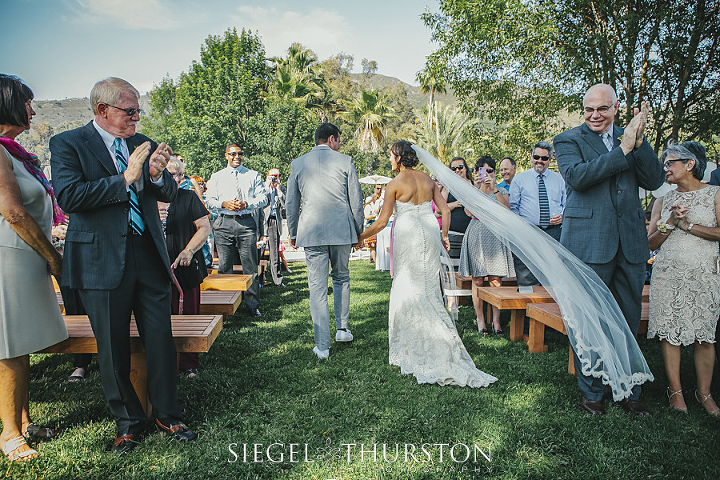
[
  {"xmin": 648, "ymin": 186, "xmax": 720, "ymax": 346},
  {"xmin": 388, "ymin": 200, "xmax": 498, "ymax": 387}
]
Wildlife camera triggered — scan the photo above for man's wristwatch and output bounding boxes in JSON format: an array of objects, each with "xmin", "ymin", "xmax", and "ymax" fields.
[{"xmin": 184, "ymin": 247, "xmax": 194, "ymax": 255}]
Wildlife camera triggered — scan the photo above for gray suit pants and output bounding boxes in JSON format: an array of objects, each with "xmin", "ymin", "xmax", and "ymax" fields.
[
  {"xmin": 304, "ymin": 245, "xmax": 351, "ymax": 351},
  {"xmin": 571, "ymin": 248, "xmax": 645, "ymax": 401},
  {"xmin": 214, "ymin": 214, "xmax": 260, "ymax": 309}
]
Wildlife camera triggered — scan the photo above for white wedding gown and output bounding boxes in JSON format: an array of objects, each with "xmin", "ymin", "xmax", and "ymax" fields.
[{"xmin": 388, "ymin": 200, "xmax": 498, "ymax": 388}]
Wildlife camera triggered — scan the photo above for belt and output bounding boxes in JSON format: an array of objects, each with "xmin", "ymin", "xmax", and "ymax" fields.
[
  {"xmin": 221, "ymin": 213, "xmax": 253, "ymax": 219},
  {"xmin": 538, "ymin": 225, "xmax": 559, "ymax": 231}
]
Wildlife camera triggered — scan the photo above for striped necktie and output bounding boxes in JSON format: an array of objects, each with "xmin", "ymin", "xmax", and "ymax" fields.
[
  {"xmin": 113, "ymin": 138, "xmax": 145, "ymax": 234},
  {"xmin": 603, "ymin": 132, "xmax": 614, "ymax": 151},
  {"xmin": 538, "ymin": 174, "xmax": 550, "ymax": 227}
]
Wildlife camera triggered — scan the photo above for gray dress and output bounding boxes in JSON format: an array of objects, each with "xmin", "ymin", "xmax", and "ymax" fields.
[
  {"xmin": 458, "ymin": 190, "xmax": 515, "ymax": 278},
  {"xmin": 0, "ymin": 147, "xmax": 67, "ymax": 359}
]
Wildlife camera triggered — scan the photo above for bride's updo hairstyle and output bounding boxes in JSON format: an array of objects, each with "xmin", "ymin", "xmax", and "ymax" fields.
[{"xmin": 391, "ymin": 140, "xmax": 419, "ymax": 168}]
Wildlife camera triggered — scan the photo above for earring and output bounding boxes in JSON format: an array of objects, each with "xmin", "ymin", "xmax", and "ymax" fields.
[{"xmin": 687, "ymin": 168, "xmax": 691, "ymax": 171}]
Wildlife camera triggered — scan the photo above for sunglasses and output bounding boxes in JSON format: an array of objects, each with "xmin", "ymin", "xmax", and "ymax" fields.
[
  {"xmin": 226, "ymin": 151, "xmax": 243, "ymax": 156},
  {"xmin": 375, "ymin": 186, "xmax": 382, "ymax": 190},
  {"xmin": 533, "ymin": 155, "xmax": 550, "ymax": 161},
  {"xmin": 104, "ymin": 103, "xmax": 142, "ymax": 116},
  {"xmin": 450, "ymin": 165, "xmax": 465, "ymax": 171},
  {"xmin": 477, "ymin": 168, "xmax": 494, "ymax": 174}
]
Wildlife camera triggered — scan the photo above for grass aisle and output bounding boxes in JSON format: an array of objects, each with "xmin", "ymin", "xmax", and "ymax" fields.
[{"xmin": 8, "ymin": 262, "xmax": 720, "ymax": 479}]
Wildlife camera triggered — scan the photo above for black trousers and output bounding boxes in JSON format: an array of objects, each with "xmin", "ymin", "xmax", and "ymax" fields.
[
  {"xmin": 78, "ymin": 232, "xmax": 181, "ymax": 435},
  {"xmin": 266, "ymin": 217, "xmax": 283, "ymax": 286},
  {"xmin": 513, "ymin": 225, "xmax": 562, "ymax": 286}
]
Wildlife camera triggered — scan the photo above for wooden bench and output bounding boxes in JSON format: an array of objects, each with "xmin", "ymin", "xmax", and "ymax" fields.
[
  {"xmin": 39, "ymin": 314, "xmax": 223, "ymax": 414},
  {"xmin": 56, "ymin": 291, "xmax": 242, "ymax": 320},
  {"xmin": 200, "ymin": 274, "xmax": 253, "ymax": 291},
  {"xmin": 474, "ymin": 286, "xmax": 556, "ymax": 341},
  {"xmin": 526, "ymin": 302, "xmax": 649, "ymax": 374}
]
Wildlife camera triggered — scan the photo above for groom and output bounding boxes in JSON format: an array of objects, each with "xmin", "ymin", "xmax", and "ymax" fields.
[{"xmin": 286, "ymin": 123, "xmax": 364, "ymax": 359}]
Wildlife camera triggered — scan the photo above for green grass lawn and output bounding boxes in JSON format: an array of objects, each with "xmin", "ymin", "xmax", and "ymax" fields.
[{"xmin": 7, "ymin": 261, "xmax": 720, "ymax": 479}]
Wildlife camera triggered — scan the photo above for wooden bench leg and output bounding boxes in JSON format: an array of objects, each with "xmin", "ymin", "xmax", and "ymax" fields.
[
  {"xmin": 130, "ymin": 351, "xmax": 152, "ymax": 415},
  {"xmin": 528, "ymin": 319, "xmax": 548, "ymax": 353},
  {"xmin": 568, "ymin": 346, "xmax": 576, "ymax": 375},
  {"xmin": 510, "ymin": 310, "xmax": 524, "ymax": 341}
]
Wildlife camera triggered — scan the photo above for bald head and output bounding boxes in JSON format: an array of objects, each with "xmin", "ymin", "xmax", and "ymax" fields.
[{"xmin": 583, "ymin": 83, "xmax": 619, "ymax": 134}]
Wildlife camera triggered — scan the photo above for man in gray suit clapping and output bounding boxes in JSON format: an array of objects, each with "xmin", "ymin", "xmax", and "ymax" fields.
[{"xmin": 286, "ymin": 123, "xmax": 364, "ymax": 359}]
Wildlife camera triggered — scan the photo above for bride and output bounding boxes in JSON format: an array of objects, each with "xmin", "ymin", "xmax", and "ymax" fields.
[{"xmin": 358, "ymin": 141, "xmax": 497, "ymax": 388}]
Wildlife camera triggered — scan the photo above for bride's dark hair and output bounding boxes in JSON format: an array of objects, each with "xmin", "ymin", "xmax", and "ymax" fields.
[{"xmin": 391, "ymin": 140, "xmax": 419, "ymax": 168}]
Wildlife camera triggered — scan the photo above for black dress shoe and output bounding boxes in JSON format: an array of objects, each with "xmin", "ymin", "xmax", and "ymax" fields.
[
  {"xmin": 581, "ymin": 396, "xmax": 605, "ymax": 415},
  {"xmin": 156, "ymin": 419, "xmax": 197, "ymax": 442},
  {"xmin": 111, "ymin": 434, "xmax": 140, "ymax": 455},
  {"xmin": 248, "ymin": 308, "xmax": 262, "ymax": 317},
  {"xmin": 617, "ymin": 398, "xmax": 651, "ymax": 416}
]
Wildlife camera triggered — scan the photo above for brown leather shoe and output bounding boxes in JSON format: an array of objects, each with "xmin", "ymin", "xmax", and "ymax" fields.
[
  {"xmin": 617, "ymin": 398, "xmax": 651, "ymax": 416},
  {"xmin": 110, "ymin": 434, "xmax": 139, "ymax": 455},
  {"xmin": 581, "ymin": 396, "xmax": 605, "ymax": 415}
]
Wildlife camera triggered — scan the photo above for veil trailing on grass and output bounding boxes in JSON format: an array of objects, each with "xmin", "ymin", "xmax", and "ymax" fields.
[{"xmin": 413, "ymin": 145, "xmax": 654, "ymax": 401}]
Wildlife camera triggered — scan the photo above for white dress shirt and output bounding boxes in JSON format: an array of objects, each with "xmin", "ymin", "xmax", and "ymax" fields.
[{"xmin": 205, "ymin": 164, "xmax": 268, "ymax": 216}]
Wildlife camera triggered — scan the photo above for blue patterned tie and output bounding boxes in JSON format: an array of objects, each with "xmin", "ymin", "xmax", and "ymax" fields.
[
  {"xmin": 114, "ymin": 138, "xmax": 145, "ymax": 234},
  {"xmin": 538, "ymin": 174, "xmax": 550, "ymax": 227}
]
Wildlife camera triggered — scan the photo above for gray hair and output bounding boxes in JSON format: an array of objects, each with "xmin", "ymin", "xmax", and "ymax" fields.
[
  {"xmin": 660, "ymin": 144, "xmax": 704, "ymax": 180},
  {"xmin": 166, "ymin": 156, "xmax": 185, "ymax": 173},
  {"xmin": 90, "ymin": 77, "xmax": 139, "ymax": 115},
  {"xmin": 532, "ymin": 141, "xmax": 554, "ymax": 158}
]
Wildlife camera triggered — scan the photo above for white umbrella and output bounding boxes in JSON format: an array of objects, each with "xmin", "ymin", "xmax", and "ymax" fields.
[{"xmin": 359, "ymin": 174, "xmax": 393, "ymax": 185}]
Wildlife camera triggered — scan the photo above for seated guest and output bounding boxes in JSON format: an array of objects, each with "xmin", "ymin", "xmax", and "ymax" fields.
[
  {"xmin": 647, "ymin": 144, "xmax": 720, "ymax": 415},
  {"xmin": 0, "ymin": 74, "xmax": 68, "ymax": 461},
  {"xmin": 163, "ymin": 158, "xmax": 211, "ymax": 377},
  {"xmin": 459, "ymin": 156, "xmax": 514, "ymax": 335}
]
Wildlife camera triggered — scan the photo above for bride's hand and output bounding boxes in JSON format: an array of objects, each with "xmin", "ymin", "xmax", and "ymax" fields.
[{"xmin": 442, "ymin": 237, "xmax": 450, "ymax": 251}]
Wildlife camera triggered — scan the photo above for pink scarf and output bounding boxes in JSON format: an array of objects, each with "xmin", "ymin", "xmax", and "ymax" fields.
[{"xmin": 0, "ymin": 135, "xmax": 65, "ymax": 226}]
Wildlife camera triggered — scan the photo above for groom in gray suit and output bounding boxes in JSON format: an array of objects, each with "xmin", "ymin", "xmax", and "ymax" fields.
[
  {"xmin": 286, "ymin": 123, "xmax": 364, "ymax": 359},
  {"xmin": 554, "ymin": 84, "xmax": 664, "ymax": 416}
]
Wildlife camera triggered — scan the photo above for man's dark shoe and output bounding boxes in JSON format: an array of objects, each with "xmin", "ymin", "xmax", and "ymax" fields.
[
  {"xmin": 111, "ymin": 434, "xmax": 140, "ymax": 455},
  {"xmin": 581, "ymin": 397, "xmax": 605, "ymax": 415},
  {"xmin": 617, "ymin": 398, "xmax": 651, "ymax": 416},
  {"xmin": 248, "ymin": 308, "xmax": 261, "ymax": 317},
  {"xmin": 156, "ymin": 419, "xmax": 197, "ymax": 442}
]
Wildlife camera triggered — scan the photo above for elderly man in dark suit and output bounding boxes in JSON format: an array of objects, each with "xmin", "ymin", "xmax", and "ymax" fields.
[
  {"xmin": 554, "ymin": 83, "xmax": 664, "ymax": 416},
  {"xmin": 50, "ymin": 77, "xmax": 195, "ymax": 454}
]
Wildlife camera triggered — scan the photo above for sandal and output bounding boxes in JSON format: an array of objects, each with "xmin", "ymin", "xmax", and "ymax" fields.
[
  {"xmin": 479, "ymin": 328, "xmax": 490, "ymax": 336},
  {"xmin": 68, "ymin": 367, "xmax": 86, "ymax": 383},
  {"xmin": 695, "ymin": 390, "xmax": 720, "ymax": 416},
  {"xmin": 24, "ymin": 423, "xmax": 60, "ymax": 440},
  {"xmin": 494, "ymin": 329, "xmax": 503, "ymax": 336},
  {"xmin": 2, "ymin": 435, "xmax": 38, "ymax": 461},
  {"xmin": 666, "ymin": 387, "xmax": 687, "ymax": 413},
  {"xmin": 182, "ymin": 368, "xmax": 199, "ymax": 378}
]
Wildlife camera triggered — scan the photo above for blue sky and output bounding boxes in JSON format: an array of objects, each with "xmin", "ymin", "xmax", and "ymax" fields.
[{"xmin": 4, "ymin": 0, "xmax": 438, "ymax": 100}]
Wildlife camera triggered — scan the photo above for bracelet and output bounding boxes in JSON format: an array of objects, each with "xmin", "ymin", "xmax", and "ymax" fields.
[
  {"xmin": 184, "ymin": 247, "xmax": 194, "ymax": 254},
  {"xmin": 688, "ymin": 223, "xmax": 694, "ymax": 232}
]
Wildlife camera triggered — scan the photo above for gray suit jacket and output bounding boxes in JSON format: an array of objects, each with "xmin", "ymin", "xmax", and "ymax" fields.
[
  {"xmin": 286, "ymin": 145, "xmax": 364, "ymax": 247},
  {"xmin": 554, "ymin": 123, "xmax": 664, "ymax": 265},
  {"xmin": 50, "ymin": 121, "xmax": 177, "ymax": 290}
]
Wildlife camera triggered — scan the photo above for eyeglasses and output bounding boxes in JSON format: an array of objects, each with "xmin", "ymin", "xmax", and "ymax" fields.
[
  {"xmin": 584, "ymin": 105, "xmax": 612, "ymax": 115},
  {"xmin": 226, "ymin": 151, "xmax": 243, "ymax": 156},
  {"xmin": 533, "ymin": 155, "xmax": 551, "ymax": 161},
  {"xmin": 450, "ymin": 165, "xmax": 465, "ymax": 171},
  {"xmin": 171, "ymin": 172, "xmax": 185, "ymax": 180},
  {"xmin": 663, "ymin": 158, "xmax": 690, "ymax": 169},
  {"xmin": 103, "ymin": 103, "xmax": 142, "ymax": 116}
]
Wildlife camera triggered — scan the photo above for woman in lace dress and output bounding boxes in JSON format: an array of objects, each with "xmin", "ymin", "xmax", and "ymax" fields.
[
  {"xmin": 647, "ymin": 144, "xmax": 720, "ymax": 416},
  {"xmin": 458, "ymin": 156, "xmax": 514, "ymax": 335},
  {"xmin": 358, "ymin": 141, "xmax": 497, "ymax": 388}
]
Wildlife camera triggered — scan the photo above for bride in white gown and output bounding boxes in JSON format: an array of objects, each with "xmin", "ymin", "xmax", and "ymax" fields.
[{"xmin": 358, "ymin": 141, "xmax": 497, "ymax": 388}]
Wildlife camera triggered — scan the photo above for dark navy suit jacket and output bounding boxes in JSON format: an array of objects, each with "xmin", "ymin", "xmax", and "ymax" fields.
[{"xmin": 50, "ymin": 121, "xmax": 177, "ymax": 290}]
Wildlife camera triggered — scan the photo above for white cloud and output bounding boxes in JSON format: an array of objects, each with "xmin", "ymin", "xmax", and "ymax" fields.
[
  {"xmin": 65, "ymin": 0, "xmax": 184, "ymax": 30},
  {"xmin": 231, "ymin": 6, "xmax": 353, "ymax": 60}
]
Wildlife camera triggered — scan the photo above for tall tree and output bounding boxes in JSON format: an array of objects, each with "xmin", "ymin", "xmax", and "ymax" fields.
[
  {"xmin": 411, "ymin": 102, "xmax": 477, "ymax": 163},
  {"xmin": 342, "ymin": 88, "xmax": 398, "ymax": 153},
  {"xmin": 144, "ymin": 28, "xmax": 270, "ymax": 179},
  {"xmin": 416, "ymin": 67, "xmax": 447, "ymax": 123},
  {"xmin": 423, "ymin": 0, "xmax": 720, "ymax": 151}
]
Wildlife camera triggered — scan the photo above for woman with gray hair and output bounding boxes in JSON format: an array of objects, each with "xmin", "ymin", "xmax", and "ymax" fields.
[{"xmin": 647, "ymin": 144, "xmax": 720, "ymax": 415}]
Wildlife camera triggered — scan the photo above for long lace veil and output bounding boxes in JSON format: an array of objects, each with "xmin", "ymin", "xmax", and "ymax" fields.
[{"xmin": 413, "ymin": 145, "xmax": 653, "ymax": 400}]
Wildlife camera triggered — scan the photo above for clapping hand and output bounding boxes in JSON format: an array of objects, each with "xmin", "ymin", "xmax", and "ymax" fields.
[
  {"xmin": 668, "ymin": 203, "xmax": 689, "ymax": 227},
  {"xmin": 149, "ymin": 142, "xmax": 172, "ymax": 181},
  {"xmin": 125, "ymin": 141, "xmax": 150, "ymax": 186}
]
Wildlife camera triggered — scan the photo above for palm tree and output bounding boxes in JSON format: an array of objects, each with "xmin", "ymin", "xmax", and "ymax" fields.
[
  {"xmin": 411, "ymin": 102, "xmax": 477, "ymax": 162},
  {"xmin": 342, "ymin": 88, "xmax": 398, "ymax": 153},
  {"xmin": 416, "ymin": 68, "xmax": 447, "ymax": 123}
]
